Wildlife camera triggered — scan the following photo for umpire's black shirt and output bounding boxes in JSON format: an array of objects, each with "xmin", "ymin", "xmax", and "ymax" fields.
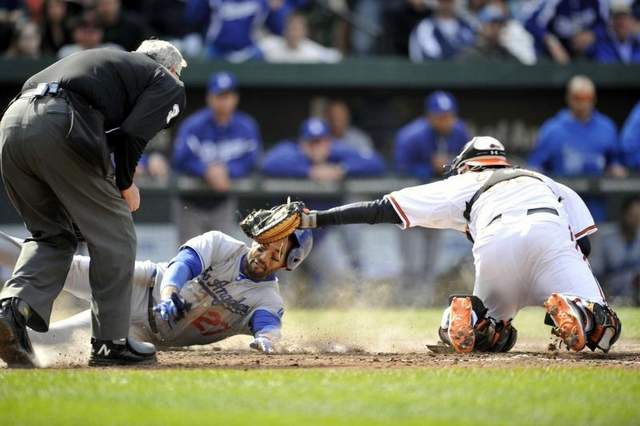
[{"xmin": 22, "ymin": 48, "xmax": 186, "ymax": 190}]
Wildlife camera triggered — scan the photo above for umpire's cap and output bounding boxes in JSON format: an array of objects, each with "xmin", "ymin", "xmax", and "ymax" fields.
[
  {"xmin": 286, "ymin": 230, "xmax": 313, "ymax": 271},
  {"xmin": 445, "ymin": 136, "xmax": 510, "ymax": 176}
]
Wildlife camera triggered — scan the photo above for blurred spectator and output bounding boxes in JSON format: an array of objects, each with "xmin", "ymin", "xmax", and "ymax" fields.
[
  {"xmin": 394, "ymin": 91, "xmax": 470, "ymax": 180},
  {"xmin": 136, "ymin": 152, "xmax": 169, "ymax": 178},
  {"xmin": 96, "ymin": 0, "xmax": 150, "ymax": 51},
  {"xmin": 463, "ymin": 1, "xmax": 537, "ymax": 64},
  {"xmin": 408, "ymin": 0, "xmax": 475, "ymax": 61},
  {"xmin": 350, "ymin": 0, "xmax": 384, "ymax": 56},
  {"xmin": 261, "ymin": 117, "xmax": 385, "ymax": 180},
  {"xmin": 4, "ymin": 20, "xmax": 41, "ymax": 58},
  {"xmin": 322, "ymin": 100, "xmax": 403, "ymax": 282},
  {"xmin": 262, "ymin": 117, "xmax": 385, "ymax": 299},
  {"xmin": 393, "ymin": 90, "xmax": 469, "ymax": 297},
  {"xmin": 588, "ymin": 1, "xmax": 640, "ymax": 63},
  {"xmin": 143, "ymin": 0, "xmax": 195, "ymax": 39},
  {"xmin": 383, "ymin": 0, "xmax": 431, "ymax": 56},
  {"xmin": 528, "ymin": 75, "xmax": 626, "ymax": 221},
  {"xmin": 260, "ymin": 12, "xmax": 341, "ymax": 62},
  {"xmin": 40, "ymin": 0, "xmax": 73, "ymax": 55},
  {"xmin": 524, "ymin": 0, "xmax": 609, "ymax": 63},
  {"xmin": 185, "ymin": 0, "xmax": 290, "ymax": 61},
  {"xmin": 172, "ymin": 71, "xmax": 261, "ymax": 241},
  {"xmin": 458, "ymin": 4, "xmax": 521, "ymax": 62},
  {"xmin": 591, "ymin": 197, "xmax": 640, "ymax": 305},
  {"xmin": 58, "ymin": 12, "xmax": 124, "ymax": 58},
  {"xmin": 0, "ymin": 1, "xmax": 22, "ymax": 12},
  {"xmin": 325, "ymin": 99, "xmax": 374, "ymax": 154},
  {"xmin": 621, "ymin": 100, "xmax": 640, "ymax": 170}
]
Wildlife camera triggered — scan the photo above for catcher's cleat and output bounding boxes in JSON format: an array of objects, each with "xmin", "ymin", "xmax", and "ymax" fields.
[
  {"xmin": 544, "ymin": 293, "xmax": 586, "ymax": 352},
  {"xmin": 447, "ymin": 297, "xmax": 475, "ymax": 353},
  {"xmin": 0, "ymin": 298, "xmax": 37, "ymax": 368}
]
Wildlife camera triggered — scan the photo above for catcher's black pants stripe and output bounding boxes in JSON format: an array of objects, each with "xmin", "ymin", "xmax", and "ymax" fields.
[{"xmin": 0, "ymin": 96, "xmax": 135, "ymax": 340}]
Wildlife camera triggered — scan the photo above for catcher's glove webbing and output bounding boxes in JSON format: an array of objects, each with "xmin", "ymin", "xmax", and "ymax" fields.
[{"xmin": 240, "ymin": 201, "xmax": 305, "ymax": 244}]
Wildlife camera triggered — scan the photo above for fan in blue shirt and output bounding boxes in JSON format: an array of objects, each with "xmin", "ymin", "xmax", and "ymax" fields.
[
  {"xmin": 394, "ymin": 91, "xmax": 470, "ymax": 180},
  {"xmin": 524, "ymin": 0, "xmax": 609, "ymax": 62},
  {"xmin": 172, "ymin": 71, "xmax": 261, "ymax": 240},
  {"xmin": 588, "ymin": 3, "xmax": 640, "ymax": 64},
  {"xmin": 621, "ymin": 100, "xmax": 640, "ymax": 171},
  {"xmin": 262, "ymin": 117, "xmax": 385, "ymax": 180},
  {"xmin": 528, "ymin": 75, "xmax": 626, "ymax": 221},
  {"xmin": 185, "ymin": 0, "xmax": 293, "ymax": 61}
]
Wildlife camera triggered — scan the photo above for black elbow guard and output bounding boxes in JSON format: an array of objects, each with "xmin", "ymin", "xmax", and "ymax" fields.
[{"xmin": 577, "ymin": 236, "xmax": 591, "ymax": 258}]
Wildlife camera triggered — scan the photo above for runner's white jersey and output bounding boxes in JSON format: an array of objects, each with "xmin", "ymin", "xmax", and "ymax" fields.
[
  {"xmin": 148, "ymin": 231, "xmax": 284, "ymax": 347},
  {"xmin": 386, "ymin": 169, "xmax": 596, "ymax": 244}
]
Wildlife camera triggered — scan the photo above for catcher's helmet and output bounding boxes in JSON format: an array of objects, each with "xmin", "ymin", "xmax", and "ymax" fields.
[
  {"xmin": 445, "ymin": 136, "xmax": 510, "ymax": 176},
  {"xmin": 286, "ymin": 229, "xmax": 313, "ymax": 271}
]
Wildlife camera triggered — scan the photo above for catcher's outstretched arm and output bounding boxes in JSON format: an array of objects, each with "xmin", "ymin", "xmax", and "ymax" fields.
[{"xmin": 306, "ymin": 198, "xmax": 402, "ymax": 228}]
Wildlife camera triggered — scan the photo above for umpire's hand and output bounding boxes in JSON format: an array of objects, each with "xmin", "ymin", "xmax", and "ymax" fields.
[{"xmin": 121, "ymin": 183, "xmax": 140, "ymax": 212}]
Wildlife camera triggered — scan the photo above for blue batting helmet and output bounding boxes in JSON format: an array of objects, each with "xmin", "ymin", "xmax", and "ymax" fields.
[{"xmin": 286, "ymin": 229, "xmax": 313, "ymax": 271}]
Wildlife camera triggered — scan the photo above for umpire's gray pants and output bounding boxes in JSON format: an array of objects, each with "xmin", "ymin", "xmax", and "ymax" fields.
[{"xmin": 0, "ymin": 96, "xmax": 136, "ymax": 340}]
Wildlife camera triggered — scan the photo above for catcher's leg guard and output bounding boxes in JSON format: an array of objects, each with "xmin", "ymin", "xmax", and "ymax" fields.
[
  {"xmin": 545, "ymin": 294, "xmax": 622, "ymax": 352},
  {"xmin": 439, "ymin": 295, "xmax": 518, "ymax": 353},
  {"xmin": 545, "ymin": 295, "xmax": 623, "ymax": 353},
  {"xmin": 585, "ymin": 302, "xmax": 621, "ymax": 352}
]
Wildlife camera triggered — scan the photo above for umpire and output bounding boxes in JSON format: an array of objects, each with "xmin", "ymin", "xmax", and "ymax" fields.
[{"xmin": 0, "ymin": 40, "xmax": 186, "ymax": 367}]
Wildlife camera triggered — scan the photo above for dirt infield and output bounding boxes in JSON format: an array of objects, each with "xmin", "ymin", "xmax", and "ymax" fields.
[{"xmin": 153, "ymin": 347, "xmax": 640, "ymax": 370}]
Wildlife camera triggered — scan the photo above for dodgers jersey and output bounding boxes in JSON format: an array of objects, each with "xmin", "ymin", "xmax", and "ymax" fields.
[
  {"xmin": 386, "ymin": 169, "xmax": 596, "ymax": 246},
  {"xmin": 147, "ymin": 231, "xmax": 283, "ymax": 346}
]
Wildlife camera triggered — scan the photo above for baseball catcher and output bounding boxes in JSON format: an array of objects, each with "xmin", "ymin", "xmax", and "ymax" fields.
[
  {"xmin": 0, "ymin": 222, "xmax": 312, "ymax": 366},
  {"xmin": 291, "ymin": 136, "xmax": 621, "ymax": 354}
]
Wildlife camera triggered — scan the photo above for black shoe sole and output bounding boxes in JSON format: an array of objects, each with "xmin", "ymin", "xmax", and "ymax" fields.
[
  {"xmin": 0, "ymin": 316, "xmax": 36, "ymax": 368},
  {"xmin": 88, "ymin": 355, "xmax": 157, "ymax": 367}
]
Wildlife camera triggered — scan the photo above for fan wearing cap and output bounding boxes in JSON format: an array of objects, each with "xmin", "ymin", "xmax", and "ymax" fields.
[
  {"xmin": 395, "ymin": 91, "xmax": 470, "ymax": 180},
  {"xmin": 296, "ymin": 136, "xmax": 621, "ymax": 355},
  {"xmin": 588, "ymin": 1, "xmax": 640, "ymax": 64},
  {"xmin": 172, "ymin": 71, "xmax": 262, "ymax": 242},
  {"xmin": 262, "ymin": 117, "xmax": 385, "ymax": 181},
  {"xmin": 15, "ymin": 227, "xmax": 313, "ymax": 357}
]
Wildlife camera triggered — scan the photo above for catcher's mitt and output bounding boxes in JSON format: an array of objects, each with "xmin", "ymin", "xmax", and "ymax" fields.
[{"xmin": 240, "ymin": 200, "xmax": 305, "ymax": 244}]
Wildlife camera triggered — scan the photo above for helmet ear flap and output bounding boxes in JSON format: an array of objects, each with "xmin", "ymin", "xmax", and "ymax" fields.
[{"xmin": 286, "ymin": 230, "xmax": 313, "ymax": 271}]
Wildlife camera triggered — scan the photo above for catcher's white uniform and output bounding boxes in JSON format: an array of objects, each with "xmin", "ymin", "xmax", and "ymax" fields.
[
  {"xmin": 386, "ymin": 169, "xmax": 604, "ymax": 320},
  {"xmin": 18, "ymin": 231, "xmax": 284, "ymax": 348}
]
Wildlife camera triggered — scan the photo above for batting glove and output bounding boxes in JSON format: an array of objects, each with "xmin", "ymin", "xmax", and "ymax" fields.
[
  {"xmin": 154, "ymin": 298, "xmax": 178, "ymax": 321},
  {"xmin": 250, "ymin": 336, "xmax": 275, "ymax": 354}
]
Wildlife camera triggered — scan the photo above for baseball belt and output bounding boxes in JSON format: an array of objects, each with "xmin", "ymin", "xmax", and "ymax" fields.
[
  {"xmin": 147, "ymin": 267, "xmax": 159, "ymax": 335},
  {"xmin": 487, "ymin": 207, "xmax": 559, "ymax": 227}
]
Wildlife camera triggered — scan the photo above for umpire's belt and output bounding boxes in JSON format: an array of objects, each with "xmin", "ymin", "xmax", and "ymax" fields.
[
  {"xmin": 17, "ymin": 82, "xmax": 64, "ymax": 100},
  {"xmin": 487, "ymin": 207, "xmax": 558, "ymax": 227}
]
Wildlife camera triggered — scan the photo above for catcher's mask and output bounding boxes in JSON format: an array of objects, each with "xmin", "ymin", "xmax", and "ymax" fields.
[
  {"xmin": 444, "ymin": 136, "xmax": 510, "ymax": 177},
  {"xmin": 286, "ymin": 230, "xmax": 313, "ymax": 271}
]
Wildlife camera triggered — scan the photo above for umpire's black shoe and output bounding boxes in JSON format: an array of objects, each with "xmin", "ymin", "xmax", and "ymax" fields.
[
  {"xmin": 88, "ymin": 337, "xmax": 157, "ymax": 367},
  {"xmin": 0, "ymin": 298, "xmax": 37, "ymax": 368}
]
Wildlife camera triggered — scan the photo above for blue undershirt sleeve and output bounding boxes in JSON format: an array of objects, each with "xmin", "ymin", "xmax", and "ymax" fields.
[
  {"xmin": 249, "ymin": 309, "xmax": 282, "ymax": 336},
  {"xmin": 159, "ymin": 247, "xmax": 203, "ymax": 293}
]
